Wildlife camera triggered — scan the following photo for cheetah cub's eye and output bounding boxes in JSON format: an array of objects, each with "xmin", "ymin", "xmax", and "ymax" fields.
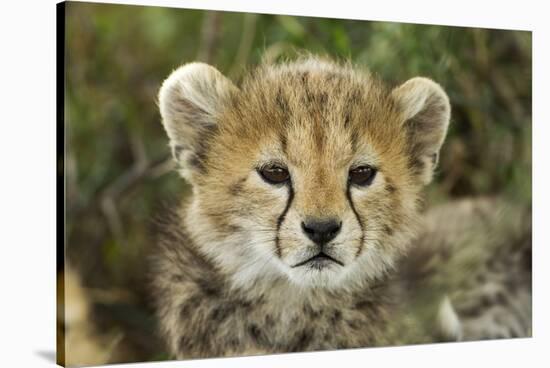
[
  {"xmin": 258, "ymin": 165, "xmax": 290, "ymax": 185},
  {"xmin": 349, "ymin": 165, "xmax": 377, "ymax": 187}
]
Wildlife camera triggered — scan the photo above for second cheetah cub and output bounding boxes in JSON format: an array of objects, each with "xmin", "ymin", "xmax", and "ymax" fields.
[{"xmin": 150, "ymin": 57, "xmax": 532, "ymax": 359}]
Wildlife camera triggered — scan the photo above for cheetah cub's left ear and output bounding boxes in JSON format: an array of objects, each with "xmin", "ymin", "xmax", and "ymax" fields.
[
  {"xmin": 158, "ymin": 63, "xmax": 238, "ymax": 183},
  {"xmin": 391, "ymin": 77, "xmax": 451, "ymax": 185}
]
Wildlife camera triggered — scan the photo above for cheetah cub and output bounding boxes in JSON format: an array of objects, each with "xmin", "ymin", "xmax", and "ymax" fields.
[{"xmin": 151, "ymin": 57, "xmax": 531, "ymax": 359}]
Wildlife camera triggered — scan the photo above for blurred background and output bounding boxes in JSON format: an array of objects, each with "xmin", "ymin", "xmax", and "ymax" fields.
[{"xmin": 61, "ymin": 1, "xmax": 532, "ymax": 365}]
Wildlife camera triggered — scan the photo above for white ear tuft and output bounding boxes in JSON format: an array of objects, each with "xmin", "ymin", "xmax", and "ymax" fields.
[
  {"xmin": 158, "ymin": 63, "xmax": 237, "ymax": 182},
  {"xmin": 392, "ymin": 77, "xmax": 451, "ymax": 185}
]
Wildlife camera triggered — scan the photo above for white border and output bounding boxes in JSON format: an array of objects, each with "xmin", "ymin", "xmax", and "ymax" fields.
[{"xmin": 0, "ymin": 0, "xmax": 547, "ymax": 367}]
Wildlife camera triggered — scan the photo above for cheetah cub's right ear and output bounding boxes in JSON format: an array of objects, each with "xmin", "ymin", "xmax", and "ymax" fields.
[
  {"xmin": 391, "ymin": 77, "xmax": 451, "ymax": 185},
  {"xmin": 158, "ymin": 63, "xmax": 238, "ymax": 183}
]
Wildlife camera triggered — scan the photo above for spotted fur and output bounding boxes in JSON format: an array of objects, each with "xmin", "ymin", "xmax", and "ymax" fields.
[{"xmin": 150, "ymin": 57, "xmax": 531, "ymax": 359}]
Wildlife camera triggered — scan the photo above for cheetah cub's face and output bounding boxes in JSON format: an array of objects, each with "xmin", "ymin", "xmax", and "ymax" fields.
[{"xmin": 159, "ymin": 59, "xmax": 450, "ymax": 290}]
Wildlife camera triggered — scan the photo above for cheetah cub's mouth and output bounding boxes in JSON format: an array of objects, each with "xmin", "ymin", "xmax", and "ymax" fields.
[{"xmin": 292, "ymin": 252, "xmax": 344, "ymax": 269}]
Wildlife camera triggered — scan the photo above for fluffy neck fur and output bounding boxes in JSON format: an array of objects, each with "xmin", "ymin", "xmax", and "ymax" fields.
[{"xmin": 150, "ymin": 203, "xmax": 401, "ymax": 359}]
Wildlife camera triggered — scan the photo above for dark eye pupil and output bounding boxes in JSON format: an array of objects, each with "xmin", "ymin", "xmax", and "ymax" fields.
[
  {"xmin": 260, "ymin": 166, "xmax": 290, "ymax": 184},
  {"xmin": 349, "ymin": 166, "xmax": 376, "ymax": 186}
]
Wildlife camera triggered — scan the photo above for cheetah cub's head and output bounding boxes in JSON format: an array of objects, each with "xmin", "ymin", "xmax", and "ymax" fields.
[{"xmin": 158, "ymin": 58, "xmax": 450, "ymax": 291}]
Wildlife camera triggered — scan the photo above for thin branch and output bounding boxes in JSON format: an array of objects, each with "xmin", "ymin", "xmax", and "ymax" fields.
[
  {"xmin": 99, "ymin": 153, "xmax": 173, "ymax": 246},
  {"xmin": 229, "ymin": 13, "xmax": 258, "ymax": 78},
  {"xmin": 196, "ymin": 11, "xmax": 222, "ymax": 63}
]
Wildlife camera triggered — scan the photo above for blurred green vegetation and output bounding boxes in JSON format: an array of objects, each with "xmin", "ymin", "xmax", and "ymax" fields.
[{"xmin": 64, "ymin": 1, "xmax": 531, "ymax": 364}]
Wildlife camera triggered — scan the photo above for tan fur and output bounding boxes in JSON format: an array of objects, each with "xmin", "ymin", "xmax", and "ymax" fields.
[{"xmin": 150, "ymin": 57, "xmax": 531, "ymax": 360}]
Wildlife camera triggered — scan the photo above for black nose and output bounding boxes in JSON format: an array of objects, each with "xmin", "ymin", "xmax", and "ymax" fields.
[{"xmin": 301, "ymin": 218, "xmax": 342, "ymax": 245}]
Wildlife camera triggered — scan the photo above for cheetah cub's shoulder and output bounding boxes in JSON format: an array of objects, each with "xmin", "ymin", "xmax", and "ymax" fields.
[{"xmin": 150, "ymin": 57, "xmax": 531, "ymax": 359}]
